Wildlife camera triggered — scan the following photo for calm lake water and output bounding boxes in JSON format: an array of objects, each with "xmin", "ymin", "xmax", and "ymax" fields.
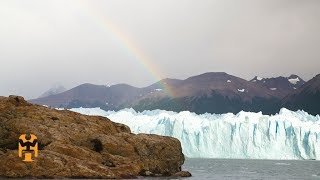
[{"xmin": 181, "ymin": 158, "xmax": 320, "ymax": 180}]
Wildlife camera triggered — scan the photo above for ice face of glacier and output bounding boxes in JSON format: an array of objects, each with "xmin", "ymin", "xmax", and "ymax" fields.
[{"xmin": 70, "ymin": 107, "xmax": 320, "ymax": 160}]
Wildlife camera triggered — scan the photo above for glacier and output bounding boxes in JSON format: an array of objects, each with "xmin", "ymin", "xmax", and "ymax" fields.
[{"xmin": 69, "ymin": 107, "xmax": 320, "ymax": 160}]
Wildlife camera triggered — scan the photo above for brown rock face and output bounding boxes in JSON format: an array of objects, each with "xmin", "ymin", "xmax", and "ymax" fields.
[
  {"xmin": 172, "ymin": 171, "xmax": 192, "ymax": 177},
  {"xmin": 0, "ymin": 96, "xmax": 188, "ymax": 178}
]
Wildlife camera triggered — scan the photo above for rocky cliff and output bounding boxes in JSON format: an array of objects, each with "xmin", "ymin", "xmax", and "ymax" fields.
[{"xmin": 0, "ymin": 96, "xmax": 189, "ymax": 178}]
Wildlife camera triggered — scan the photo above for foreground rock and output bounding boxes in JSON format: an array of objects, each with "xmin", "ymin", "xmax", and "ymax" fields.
[
  {"xmin": 172, "ymin": 171, "xmax": 192, "ymax": 177},
  {"xmin": 0, "ymin": 96, "xmax": 190, "ymax": 178}
]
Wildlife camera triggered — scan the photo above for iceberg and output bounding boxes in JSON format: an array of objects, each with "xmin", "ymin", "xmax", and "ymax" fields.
[{"xmin": 70, "ymin": 107, "xmax": 320, "ymax": 160}]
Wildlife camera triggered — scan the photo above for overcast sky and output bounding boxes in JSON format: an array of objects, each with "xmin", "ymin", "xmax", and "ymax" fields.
[{"xmin": 1, "ymin": 0, "xmax": 320, "ymax": 99}]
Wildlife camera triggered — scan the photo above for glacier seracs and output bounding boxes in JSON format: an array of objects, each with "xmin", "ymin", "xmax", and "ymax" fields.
[{"xmin": 69, "ymin": 107, "xmax": 320, "ymax": 160}]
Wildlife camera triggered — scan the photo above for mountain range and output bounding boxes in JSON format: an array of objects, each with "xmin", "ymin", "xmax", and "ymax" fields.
[
  {"xmin": 29, "ymin": 72, "xmax": 320, "ymax": 115},
  {"xmin": 38, "ymin": 84, "xmax": 66, "ymax": 98}
]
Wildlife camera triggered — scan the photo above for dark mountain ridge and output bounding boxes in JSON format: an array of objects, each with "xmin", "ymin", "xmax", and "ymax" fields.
[
  {"xmin": 250, "ymin": 74, "xmax": 305, "ymax": 98},
  {"xmin": 282, "ymin": 74, "xmax": 320, "ymax": 115},
  {"xmin": 29, "ymin": 72, "xmax": 319, "ymax": 115}
]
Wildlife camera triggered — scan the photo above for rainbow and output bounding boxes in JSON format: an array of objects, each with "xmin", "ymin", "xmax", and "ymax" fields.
[{"xmin": 76, "ymin": 1, "xmax": 175, "ymax": 97}]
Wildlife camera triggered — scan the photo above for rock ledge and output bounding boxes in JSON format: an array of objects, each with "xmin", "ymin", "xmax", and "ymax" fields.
[{"xmin": 0, "ymin": 96, "xmax": 191, "ymax": 178}]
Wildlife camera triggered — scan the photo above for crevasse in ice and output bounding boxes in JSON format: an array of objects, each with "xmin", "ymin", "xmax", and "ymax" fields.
[{"xmin": 70, "ymin": 107, "xmax": 320, "ymax": 160}]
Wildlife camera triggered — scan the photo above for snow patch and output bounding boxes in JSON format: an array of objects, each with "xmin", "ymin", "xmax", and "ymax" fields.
[
  {"xmin": 256, "ymin": 77, "xmax": 263, "ymax": 81},
  {"xmin": 227, "ymin": 80, "xmax": 232, "ymax": 83},
  {"xmin": 288, "ymin": 77, "xmax": 300, "ymax": 85},
  {"xmin": 155, "ymin": 89, "xmax": 163, "ymax": 91},
  {"xmin": 238, "ymin": 89, "xmax": 245, "ymax": 92},
  {"xmin": 69, "ymin": 107, "xmax": 320, "ymax": 160},
  {"xmin": 270, "ymin": 88, "xmax": 277, "ymax": 91}
]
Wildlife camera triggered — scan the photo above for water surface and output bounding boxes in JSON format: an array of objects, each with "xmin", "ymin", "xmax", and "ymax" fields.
[{"xmin": 182, "ymin": 158, "xmax": 320, "ymax": 180}]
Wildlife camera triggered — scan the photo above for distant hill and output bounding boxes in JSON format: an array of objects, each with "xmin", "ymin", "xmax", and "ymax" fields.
[
  {"xmin": 39, "ymin": 85, "xmax": 67, "ymax": 98},
  {"xmin": 282, "ymin": 74, "xmax": 320, "ymax": 115},
  {"xmin": 32, "ymin": 83, "xmax": 143, "ymax": 109},
  {"xmin": 29, "ymin": 72, "xmax": 320, "ymax": 115}
]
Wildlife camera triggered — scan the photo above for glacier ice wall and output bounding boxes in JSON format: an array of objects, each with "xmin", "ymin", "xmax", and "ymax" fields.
[{"xmin": 70, "ymin": 107, "xmax": 320, "ymax": 160}]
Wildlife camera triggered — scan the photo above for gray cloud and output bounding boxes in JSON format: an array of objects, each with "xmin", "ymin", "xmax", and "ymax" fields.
[{"xmin": 0, "ymin": 0, "xmax": 319, "ymax": 99}]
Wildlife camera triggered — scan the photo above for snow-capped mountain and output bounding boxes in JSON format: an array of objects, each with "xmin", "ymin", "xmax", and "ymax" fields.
[
  {"xmin": 283, "ymin": 74, "xmax": 320, "ymax": 115},
  {"xmin": 29, "ymin": 72, "xmax": 319, "ymax": 115},
  {"xmin": 250, "ymin": 75, "xmax": 305, "ymax": 98},
  {"xmin": 131, "ymin": 72, "xmax": 280, "ymax": 114}
]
